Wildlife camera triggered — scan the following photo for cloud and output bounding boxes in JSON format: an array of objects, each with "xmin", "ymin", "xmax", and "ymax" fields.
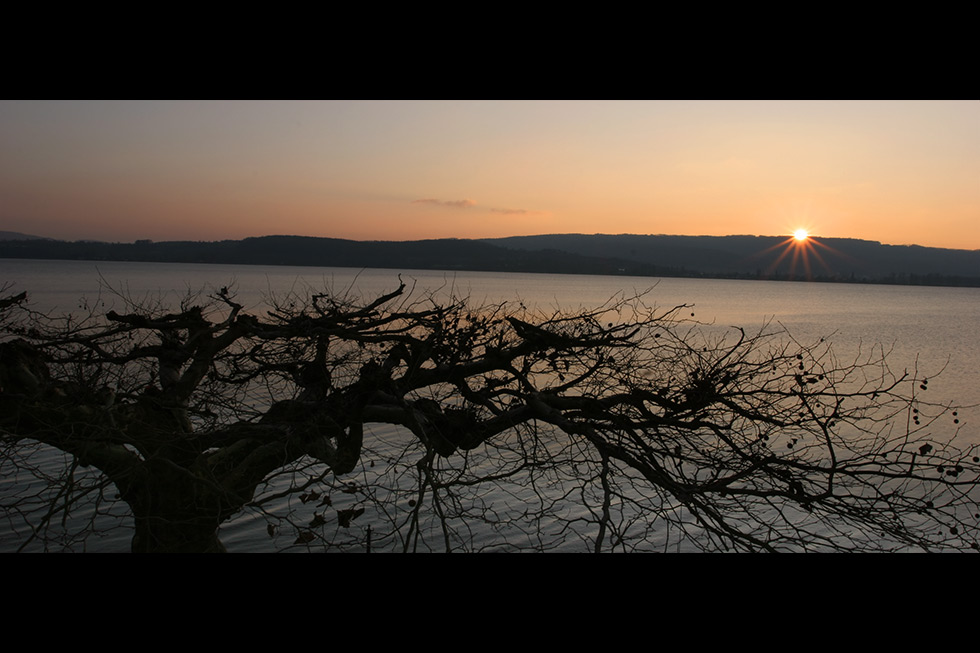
[
  {"xmin": 412, "ymin": 198, "xmax": 477, "ymax": 209},
  {"xmin": 412, "ymin": 198, "xmax": 549, "ymax": 217},
  {"xmin": 491, "ymin": 207, "xmax": 547, "ymax": 216}
]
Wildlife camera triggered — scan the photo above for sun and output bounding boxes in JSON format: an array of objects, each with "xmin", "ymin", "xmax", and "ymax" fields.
[{"xmin": 761, "ymin": 227, "xmax": 837, "ymax": 280}]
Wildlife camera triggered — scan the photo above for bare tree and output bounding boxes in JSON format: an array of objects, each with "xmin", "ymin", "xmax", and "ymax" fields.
[{"xmin": 0, "ymin": 280, "xmax": 977, "ymax": 552}]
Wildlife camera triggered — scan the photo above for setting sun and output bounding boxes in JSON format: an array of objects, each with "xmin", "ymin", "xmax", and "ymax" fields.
[{"xmin": 793, "ymin": 229, "xmax": 809, "ymax": 242}]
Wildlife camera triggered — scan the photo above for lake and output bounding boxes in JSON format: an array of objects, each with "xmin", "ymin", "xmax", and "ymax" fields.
[{"xmin": 2, "ymin": 258, "xmax": 979, "ymax": 551}]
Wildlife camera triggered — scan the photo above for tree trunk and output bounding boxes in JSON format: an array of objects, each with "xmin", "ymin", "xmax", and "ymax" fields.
[
  {"xmin": 120, "ymin": 461, "xmax": 235, "ymax": 553},
  {"xmin": 131, "ymin": 514, "xmax": 227, "ymax": 553}
]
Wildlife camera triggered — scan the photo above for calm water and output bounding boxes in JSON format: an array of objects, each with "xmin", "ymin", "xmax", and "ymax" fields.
[{"xmin": 2, "ymin": 258, "xmax": 979, "ymax": 551}]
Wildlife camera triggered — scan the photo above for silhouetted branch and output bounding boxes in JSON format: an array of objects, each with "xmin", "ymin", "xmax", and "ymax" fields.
[{"xmin": 1, "ymin": 284, "xmax": 977, "ymax": 552}]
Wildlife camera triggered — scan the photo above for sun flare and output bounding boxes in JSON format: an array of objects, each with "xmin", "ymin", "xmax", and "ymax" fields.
[{"xmin": 793, "ymin": 229, "xmax": 809, "ymax": 242}]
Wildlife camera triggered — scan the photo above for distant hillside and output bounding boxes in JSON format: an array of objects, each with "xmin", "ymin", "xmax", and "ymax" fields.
[
  {"xmin": 0, "ymin": 235, "xmax": 663, "ymax": 278},
  {"xmin": 484, "ymin": 234, "xmax": 980, "ymax": 286},
  {"xmin": 1, "ymin": 233, "xmax": 979, "ymax": 288},
  {"xmin": 0, "ymin": 231, "xmax": 48, "ymax": 241}
]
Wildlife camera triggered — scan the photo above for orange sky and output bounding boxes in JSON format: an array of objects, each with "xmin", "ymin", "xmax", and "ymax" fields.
[{"xmin": 1, "ymin": 100, "xmax": 977, "ymax": 250}]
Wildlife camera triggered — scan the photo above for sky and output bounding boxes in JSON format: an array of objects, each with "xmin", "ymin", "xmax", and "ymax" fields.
[{"xmin": 1, "ymin": 100, "xmax": 977, "ymax": 250}]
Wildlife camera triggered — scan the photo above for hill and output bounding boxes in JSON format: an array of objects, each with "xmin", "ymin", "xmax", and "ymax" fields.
[
  {"xmin": 0, "ymin": 231, "xmax": 49, "ymax": 241},
  {"xmin": 0, "ymin": 235, "xmax": 659, "ymax": 277},
  {"xmin": 1, "ymin": 233, "xmax": 978, "ymax": 287},
  {"xmin": 484, "ymin": 234, "xmax": 980, "ymax": 285}
]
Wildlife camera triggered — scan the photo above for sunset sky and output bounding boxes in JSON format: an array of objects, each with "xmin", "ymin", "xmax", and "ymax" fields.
[{"xmin": 1, "ymin": 100, "xmax": 977, "ymax": 250}]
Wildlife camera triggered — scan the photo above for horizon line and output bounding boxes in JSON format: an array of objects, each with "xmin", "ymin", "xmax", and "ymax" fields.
[{"xmin": 5, "ymin": 229, "xmax": 980, "ymax": 253}]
